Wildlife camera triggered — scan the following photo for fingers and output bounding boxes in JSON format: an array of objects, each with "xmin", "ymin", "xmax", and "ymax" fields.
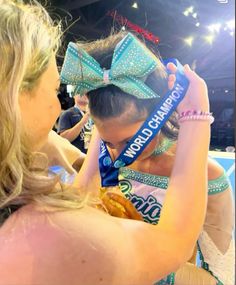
[
  {"xmin": 105, "ymin": 192, "xmax": 143, "ymax": 221},
  {"xmin": 166, "ymin": 62, "xmax": 177, "ymax": 73},
  {"xmin": 183, "ymin": 64, "xmax": 194, "ymax": 80},
  {"xmin": 167, "ymin": 62, "xmax": 205, "ymax": 88},
  {"xmin": 101, "ymin": 193, "xmax": 128, "ymax": 219},
  {"xmin": 167, "ymin": 62, "xmax": 177, "ymax": 90},
  {"xmin": 168, "ymin": 74, "xmax": 176, "ymax": 90},
  {"xmin": 183, "ymin": 64, "xmax": 204, "ymax": 84},
  {"xmin": 184, "ymin": 64, "xmax": 191, "ymax": 72},
  {"xmin": 111, "ymin": 193, "xmax": 143, "ymax": 220},
  {"xmin": 123, "ymin": 200, "xmax": 143, "ymax": 220}
]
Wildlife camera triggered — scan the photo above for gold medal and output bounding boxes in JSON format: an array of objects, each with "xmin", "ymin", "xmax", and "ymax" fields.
[{"xmin": 99, "ymin": 186, "xmax": 121, "ymax": 198}]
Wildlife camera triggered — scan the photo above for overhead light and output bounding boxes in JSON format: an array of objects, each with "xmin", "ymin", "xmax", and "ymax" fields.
[
  {"xmin": 229, "ymin": 31, "xmax": 234, "ymax": 36},
  {"xmin": 132, "ymin": 2, "xmax": 138, "ymax": 9},
  {"xmin": 204, "ymin": 34, "xmax": 215, "ymax": 44},
  {"xmin": 226, "ymin": 20, "xmax": 235, "ymax": 30},
  {"xmin": 225, "ymin": 89, "xmax": 229, "ymax": 93},
  {"xmin": 183, "ymin": 6, "xmax": 194, "ymax": 16},
  {"xmin": 121, "ymin": 26, "xmax": 126, "ymax": 31},
  {"xmin": 192, "ymin": 12, "xmax": 197, "ymax": 19},
  {"xmin": 196, "ymin": 22, "xmax": 200, "ymax": 27},
  {"xmin": 208, "ymin": 23, "xmax": 221, "ymax": 33},
  {"xmin": 184, "ymin": 36, "xmax": 194, "ymax": 46},
  {"xmin": 183, "ymin": 10, "xmax": 189, "ymax": 16},
  {"xmin": 188, "ymin": 6, "xmax": 194, "ymax": 13}
]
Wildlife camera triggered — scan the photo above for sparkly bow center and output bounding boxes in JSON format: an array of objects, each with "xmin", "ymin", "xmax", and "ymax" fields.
[{"xmin": 103, "ymin": 69, "xmax": 110, "ymax": 85}]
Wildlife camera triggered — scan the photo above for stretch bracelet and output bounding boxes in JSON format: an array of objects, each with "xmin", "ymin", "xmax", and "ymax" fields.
[{"xmin": 178, "ymin": 110, "xmax": 214, "ymax": 125}]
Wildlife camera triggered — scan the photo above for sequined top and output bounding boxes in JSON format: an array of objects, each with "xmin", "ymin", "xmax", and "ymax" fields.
[
  {"xmin": 119, "ymin": 167, "xmax": 230, "ymax": 224},
  {"xmin": 118, "ymin": 165, "xmax": 233, "ymax": 285}
]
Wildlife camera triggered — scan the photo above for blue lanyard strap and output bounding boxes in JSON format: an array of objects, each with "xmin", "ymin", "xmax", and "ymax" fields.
[{"xmin": 99, "ymin": 59, "xmax": 189, "ymax": 187}]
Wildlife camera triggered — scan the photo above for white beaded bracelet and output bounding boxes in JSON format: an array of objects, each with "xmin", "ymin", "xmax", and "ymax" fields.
[{"xmin": 178, "ymin": 110, "xmax": 215, "ymax": 125}]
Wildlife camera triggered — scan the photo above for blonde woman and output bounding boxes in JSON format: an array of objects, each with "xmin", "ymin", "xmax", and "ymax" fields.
[{"xmin": 0, "ymin": 1, "xmax": 211, "ymax": 285}]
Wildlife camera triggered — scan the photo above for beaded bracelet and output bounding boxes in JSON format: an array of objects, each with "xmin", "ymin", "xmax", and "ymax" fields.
[{"xmin": 178, "ymin": 110, "xmax": 214, "ymax": 125}]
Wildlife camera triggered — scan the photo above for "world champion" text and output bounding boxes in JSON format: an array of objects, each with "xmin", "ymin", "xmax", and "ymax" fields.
[{"xmin": 123, "ymin": 83, "xmax": 184, "ymax": 158}]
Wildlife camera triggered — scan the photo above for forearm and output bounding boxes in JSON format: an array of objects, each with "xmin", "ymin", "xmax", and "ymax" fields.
[
  {"xmin": 75, "ymin": 127, "xmax": 101, "ymax": 189},
  {"xmin": 159, "ymin": 121, "xmax": 210, "ymax": 244},
  {"xmin": 62, "ymin": 140, "xmax": 86, "ymax": 165},
  {"xmin": 40, "ymin": 130, "xmax": 86, "ymax": 174},
  {"xmin": 60, "ymin": 122, "xmax": 84, "ymax": 142}
]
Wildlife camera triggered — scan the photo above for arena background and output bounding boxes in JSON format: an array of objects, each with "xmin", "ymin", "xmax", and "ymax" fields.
[{"xmin": 42, "ymin": 0, "xmax": 235, "ymax": 188}]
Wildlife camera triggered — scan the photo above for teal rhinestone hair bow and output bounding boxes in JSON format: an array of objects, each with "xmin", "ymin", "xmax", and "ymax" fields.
[{"xmin": 60, "ymin": 33, "xmax": 161, "ymax": 99}]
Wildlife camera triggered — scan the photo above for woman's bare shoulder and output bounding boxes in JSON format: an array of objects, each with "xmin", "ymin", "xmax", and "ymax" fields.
[
  {"xmin": 0, "ymin": 205, "xmax": 128, "ymax": 284},
  {"xmin": 0, "ymin": 204, "xmax": 187, "ymax": 285}
]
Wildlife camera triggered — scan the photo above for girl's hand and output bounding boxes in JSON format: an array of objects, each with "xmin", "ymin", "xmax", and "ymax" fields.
[{"xmin": 167, "ymin": 63, "xmax": 209, "ymax": 114}]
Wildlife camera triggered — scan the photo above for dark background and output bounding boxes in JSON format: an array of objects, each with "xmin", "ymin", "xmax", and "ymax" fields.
[{"xmin": 42, "ymin": 0, "xmax": 235, "ymax": 150}]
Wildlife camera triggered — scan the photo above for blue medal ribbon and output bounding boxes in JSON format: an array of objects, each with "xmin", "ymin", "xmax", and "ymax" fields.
[{"xmin": 99, "ymin": 59, "xmax": 189, "ymax": 186}]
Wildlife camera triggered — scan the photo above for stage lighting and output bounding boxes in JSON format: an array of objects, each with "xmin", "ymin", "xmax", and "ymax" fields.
[
  {"xmin": 183, "ymin": 6, "xmax": 194, "ymax": 16},
  {"xmin": 184, "ymin": 36, "xmax": 194, "ymax": 46},
  {"xmin": 204, "ymin": 34, "xmax": 215, "ymax": 44},
  {"xmin": 132, "ymin": 2, "xmax": 138, "ymax": 9},
  {"xmin": 208, "ymin": 23, "xmax": 221, "ymax": 33},
  {"xmin": 226, "ymin": 20, "xmax": 235, "ymax": 30}
]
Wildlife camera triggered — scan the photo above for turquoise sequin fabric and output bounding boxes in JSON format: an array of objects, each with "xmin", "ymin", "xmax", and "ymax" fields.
[{"xmin": 60, "ymin": 33, "xmax": 160, "ymax": 99}]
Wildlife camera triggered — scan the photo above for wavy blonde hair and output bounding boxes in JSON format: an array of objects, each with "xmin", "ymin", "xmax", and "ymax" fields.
[{"xmin": 0, "ymin": 0, "xmax": 89, "ymax": 210}]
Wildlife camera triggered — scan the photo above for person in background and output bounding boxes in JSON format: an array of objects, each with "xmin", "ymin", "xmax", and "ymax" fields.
[
  {"xmin": 0, "ymin": 1, "xmax": 211, "ymax": 284},
  {"xmin": 58, "ymin": 93, "xmax": 93, "ymax": 153}
]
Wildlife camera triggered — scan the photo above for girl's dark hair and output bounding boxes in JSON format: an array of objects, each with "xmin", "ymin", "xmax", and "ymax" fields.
[{"xmin": 79, "ymin": 32, "xmax": 179, "ymax": 140}]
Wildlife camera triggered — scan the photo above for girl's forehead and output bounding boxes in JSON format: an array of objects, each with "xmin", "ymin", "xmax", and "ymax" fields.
[
  {"xmin": 95, "ymin": 117, "xmax": 145, "ymax": 141},
  {"xmin": 93, "ymin": 116, "xmax": 126, "ymax": 128},
  {"xmin": 93, "ymin": 104, "xmax": 147, "ymax": 126}
]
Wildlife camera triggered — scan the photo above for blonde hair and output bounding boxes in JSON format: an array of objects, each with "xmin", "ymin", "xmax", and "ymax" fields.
[{"xmin": 0, "ymin": 0, "xmax": 88, "ymax": 210}]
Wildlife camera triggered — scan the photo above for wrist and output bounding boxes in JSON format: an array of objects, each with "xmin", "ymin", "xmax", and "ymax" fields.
[
  {"xmin": 178, "ymin": 110, "xmax": 214, "ymax": 125},
  {"xmin": 75, "ymin": 121, "xmax": 84, "ymax": 132}
]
